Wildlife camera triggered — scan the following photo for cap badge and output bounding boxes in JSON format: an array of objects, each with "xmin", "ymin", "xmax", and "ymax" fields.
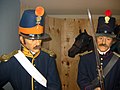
[
  {"xmin": 36, "ymin": 16, "xmax": 41, "ymax": 24},
  {"xmin": 104, "ymin": 10, "xmax": 112, "ymax": 24},
  {"xmin": 35, "ymin": 6, "xmax": 44, "ymax": 25}
]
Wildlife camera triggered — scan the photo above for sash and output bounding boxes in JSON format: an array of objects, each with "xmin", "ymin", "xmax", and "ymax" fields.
[
  {"xmin": 91, "ymin": 53, "xmax": 119, "ymax": 88},
  {"xmin": 14, "ymin": 50, "xmax": 47, "ymax": 87}
]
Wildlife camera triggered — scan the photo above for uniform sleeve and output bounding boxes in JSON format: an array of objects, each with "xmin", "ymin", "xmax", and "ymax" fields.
[
  {"xmin": 77, "ymin": 56, "xmax": 97, "ymax": 90},
  {"xmin": 0, "ymin": 61, "xmax": 10, "ymax": 88},
  {"xmin": 114, "ymin": 62, "xmax": 120, "ymax": 90},
  {"xmin": 47, "ymin": 57, "xmax": 62, "ymax": 90}
]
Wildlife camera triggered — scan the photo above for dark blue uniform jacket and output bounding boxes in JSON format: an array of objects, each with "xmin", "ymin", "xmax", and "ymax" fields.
[
  {"xmin": 0, "ymin": 50, "xmax": 61, "ymax": 90},
  {"xmin": 77, "ymin": 51, "xmax": 120, "ymax": 90}
]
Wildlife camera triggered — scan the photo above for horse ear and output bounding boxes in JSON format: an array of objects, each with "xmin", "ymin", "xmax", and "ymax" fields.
[{"xmin": 79, "ymin": 29, "xmax": 82, "ymax": 33}]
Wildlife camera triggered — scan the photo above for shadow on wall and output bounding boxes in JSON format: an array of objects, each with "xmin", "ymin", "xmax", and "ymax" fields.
[{"xmin": 0, "ymin": 0, "xmax": 20, "ymax": 90}]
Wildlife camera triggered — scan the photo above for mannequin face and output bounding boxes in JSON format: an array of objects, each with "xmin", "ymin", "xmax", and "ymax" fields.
[
  {"xmin": 20, "ymin": 36, "xmax": 42, "ymax": 53},
  {"xmin": 96, "ymin": 36, "xmax": 113, "ymax": 52}
]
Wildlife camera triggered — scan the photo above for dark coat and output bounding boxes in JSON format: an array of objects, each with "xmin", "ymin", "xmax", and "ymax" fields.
[
  {"xmin": 0, "ymin": 50, "xmax": 61, "ymax": 90},
  {"xmin": 77, "ymin": 51, "xmax": 120, "ymax": 90}
]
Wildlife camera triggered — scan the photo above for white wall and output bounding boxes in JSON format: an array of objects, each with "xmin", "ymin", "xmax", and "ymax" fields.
[
  {"xmin": 0, "ymin": 0, "xmax": 20, "ymax": 56},
  {"xmin": 0, "ymin": 0, "xmax": 20, "ymax": 90}
]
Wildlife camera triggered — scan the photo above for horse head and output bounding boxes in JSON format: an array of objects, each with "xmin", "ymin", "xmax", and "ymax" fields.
[
  {"xmin": 68, "ymin": 29, "xmax": 93, "ymax": 58},
  {"xmin": 111, "ymin": 24, "xmax": 120, "ymax": 54}
]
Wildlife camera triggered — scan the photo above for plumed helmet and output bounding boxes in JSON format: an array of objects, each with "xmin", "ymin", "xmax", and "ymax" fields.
[
  {"xmin": 19, "ymin": 6, "xmax": 51, "ymax": 40},
  {"xmin": 96, "ymin": 10, "xmax": 116, "ymax": 38}
]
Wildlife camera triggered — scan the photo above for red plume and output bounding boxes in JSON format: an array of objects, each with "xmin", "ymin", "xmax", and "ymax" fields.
[{"xmin": 105, "ymin": 10, "xmax": 112, "ymax": 17}]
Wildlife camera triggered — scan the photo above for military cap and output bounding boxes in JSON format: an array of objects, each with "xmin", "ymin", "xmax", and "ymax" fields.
[
  {"xmin": 96, "ymin": 10, "xmax": 116, "ymax": 38},
  {"xmin": 19, "ymin": 6, "xmax": 51, "ymax": 40}
]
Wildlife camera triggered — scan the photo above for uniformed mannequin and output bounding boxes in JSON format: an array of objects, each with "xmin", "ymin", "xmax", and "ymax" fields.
[
  {"xmin": 77, "ymin": 10, "xmax": 120, "ymax": 90},
  {"xmin": 0, "ymin": 6, "xmax": 61, "ymax": 90}
]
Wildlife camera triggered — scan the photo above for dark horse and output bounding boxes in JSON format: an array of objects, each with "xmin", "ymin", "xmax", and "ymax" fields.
[
  {"xmin": 111, "ymin": 24, "xmax": 120, "ymax": 54},
  {"xmin": 68, "ymin": 29, "xmax": 94, "ymax": 58},
  {"xmin": 68, "ymin": 25, "xmax": 120, "ymax": 58}
]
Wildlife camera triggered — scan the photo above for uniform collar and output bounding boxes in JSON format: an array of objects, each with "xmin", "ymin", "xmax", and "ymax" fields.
[
  {"xmin": 21, "ymin": 44, "xmax": 40, "ymax": 58},
  {"xmin": 97, "ymin": 48, "xmax": 110, "ymax": 55}
]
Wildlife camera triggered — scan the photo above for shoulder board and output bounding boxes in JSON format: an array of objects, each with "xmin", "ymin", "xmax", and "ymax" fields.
[
  {"xmin": 41, "ymin": 48, "xmax": 56, "ymax": 58},
  {"xmin": 113, "ymin": 52, "xmax": 120, "ymax": 58},
  {"xmin": 78, "ymin": 50, "xmax": 93, "ymax": 56},
  {"xmin": 0, "ymin": 50, "xmax": 18, "ymax": 62}
]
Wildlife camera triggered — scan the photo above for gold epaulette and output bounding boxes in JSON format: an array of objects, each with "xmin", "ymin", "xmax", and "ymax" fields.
[
  {"xmin": 78, "ymin": 50, "xmax": 93, "ymax": 56},
  {"xmin": 113, "ymin": 52, "xmax": 120, "ymax": 57},
  {"xmin": 0, "ymin": 50, "xmax": 18, "ymax": 62},
  {"xmin": 41, "ymin": 48, "xmax": 56, "ymax": 58}
]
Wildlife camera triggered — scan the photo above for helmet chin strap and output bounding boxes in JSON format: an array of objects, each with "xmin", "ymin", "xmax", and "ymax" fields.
[{"xmin": 20, "ymin": 40, "xmax": 41, "ymax": 56}]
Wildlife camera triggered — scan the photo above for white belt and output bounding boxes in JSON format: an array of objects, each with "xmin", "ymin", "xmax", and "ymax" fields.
[{"xmin": 14, "ymin": 50, "xmax": 47, "ymax": 87}]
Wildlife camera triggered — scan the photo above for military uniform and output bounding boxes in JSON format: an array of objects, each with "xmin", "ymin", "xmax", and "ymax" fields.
[
  {"xmin": 77, "ymin": 10, "xmax": 120, "ymax": 90},
  {"xmin": 0, "ymin": 6, "xmax": 61, "ymax": 90},
  {"xmin": 77, "ymin": 51, "xmax": 120, "ymax": 90},
  {"xmin": 0, "ymin": 49, "xmax": 61, "ymax": 90}
]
